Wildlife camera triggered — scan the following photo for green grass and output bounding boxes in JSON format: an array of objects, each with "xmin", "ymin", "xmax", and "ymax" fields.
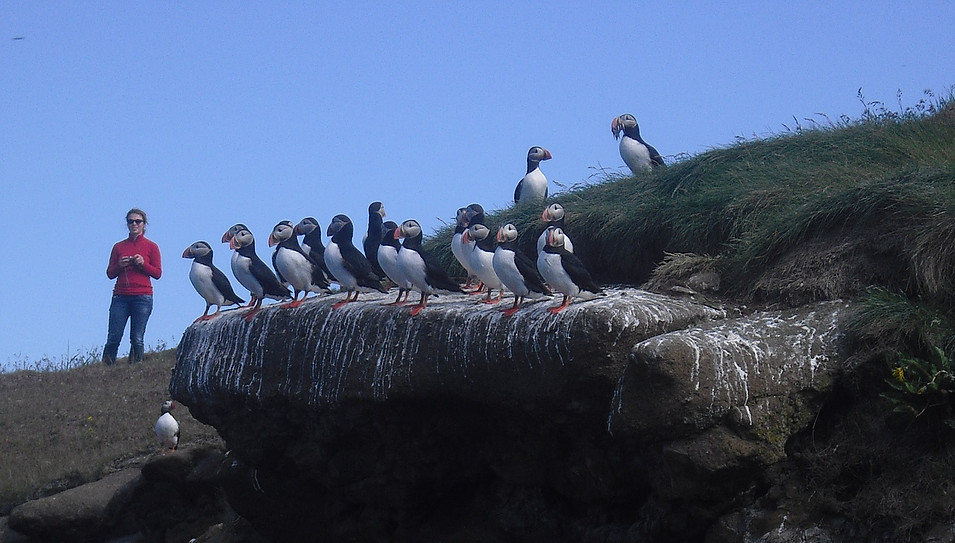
[
  {"xmin": 425, "ymin": 88, "xmax": 955, "ymax": 302},
  {"xmin": 0, "ymin": 349, "xmax": 223, "ymax": 515}
]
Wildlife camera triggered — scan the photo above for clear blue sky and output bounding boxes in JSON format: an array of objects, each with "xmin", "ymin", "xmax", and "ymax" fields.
[{"xmin": 2, "ymin": 2, "xmax": 953, "ymax": 367}]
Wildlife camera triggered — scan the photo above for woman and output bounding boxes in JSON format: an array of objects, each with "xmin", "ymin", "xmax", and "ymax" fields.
[{"xmin": 103, "ymin": 208, "xmax": 162, "ymax": 364}]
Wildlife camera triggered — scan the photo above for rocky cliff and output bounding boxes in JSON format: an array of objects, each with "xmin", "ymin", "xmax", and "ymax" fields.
[{"xmin": 169, "ymin": 289, "xmax": 849, "ymax": 542}]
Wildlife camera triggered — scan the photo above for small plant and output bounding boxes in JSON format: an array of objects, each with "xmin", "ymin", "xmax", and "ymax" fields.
[{"xmin": 883, "ymin": 345, "xmax": 955, "ymax": 423}]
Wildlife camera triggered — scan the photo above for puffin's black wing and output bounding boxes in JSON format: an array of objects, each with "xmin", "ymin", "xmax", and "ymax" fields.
[
  {"xmin": 647, "ymin": 143, "xmax": 666, "ymax": 168},
  {"xmin": 211, "ymin": 264, "xmax": 245, "ymax": 304},
  {"xmin": 514, "ymin": 249, "xmax": 549, "ymax": 294},
  {"xmin": 342, "ymin": 245, "xmax": 387, "ymax": 292},
  {"xmin": 557, "ymin": 250, "xmax": 602, "ymax": 294},
  {"xmin": 422, "ymin": 251, "xmax": 464, "ymax": 293},
  {"xmin": 250, "ymin": 254, "xmax": 291, "ymax": 298},
  {"xmin": 513, "ymin": 179, "xmax": 524, "ymax": 204},
  {"xmin": 271, "ymin": 251, "xmax": 287, "ymax": 285}
]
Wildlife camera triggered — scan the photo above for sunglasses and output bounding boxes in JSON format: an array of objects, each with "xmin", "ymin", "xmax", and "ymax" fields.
[{"xmin": 127, "ymin": 219, "xmax": 144, "ymax": 225}]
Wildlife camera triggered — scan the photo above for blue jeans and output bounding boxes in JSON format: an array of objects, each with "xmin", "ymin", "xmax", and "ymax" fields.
[{"xmin": 103, "ymin": 294, "xmax": 153, "ymax": 364}]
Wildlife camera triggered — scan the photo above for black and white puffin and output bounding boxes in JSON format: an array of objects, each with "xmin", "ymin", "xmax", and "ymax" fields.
[
  {"xmin": 537, "ymin": 202, "xmax": 575, "ymax": 255},
  {"xmin": 363, "ymin": 201, "xmax": 387, "ymax": 279},
  {"xmin": 462, "ymin": 223, "xmax": 505, "ymax": 304},
  {"xmin": 493, "ymin": 223, "xmax": 550, "ymax": 316},
  {"xmin": 155, "ymin": 400, "xmax": 179, "ymax": 454},
  {"xmin": 396, "ymin": 219, "xmax": 464, "ymax": 316},
  {"xmin": 293, "ymin": 217, "xmax": 337, "ymax": 285},
  {"xmin": 227, "ymin": 227, "xmax": 292, "ymax": 321},
  {"xmin": 268, "ymin": 221, "xmax": 329, "ymax": 308},
  {"xmin": 611, "ymin": 114, "xmax": 665, "ymax": 174},
  {"xmin": 324, "ymin": 214, "xmax": 387, "ymax": 309},
  {"xmin": 513, "ymin": 146, "xmax": 553, "ymax": 204},
  {"xmin": 451, "ymin": 203, "xmax": 486, "ymax": 293},
  {"xmin": 221, "ymin": 223, "xmax": 254, "ymax": 293},
  {"xmin": 377, "ymin": 220, "xmax": 412, "ymax": 305},
  {"xmin": 182, "ymin": 241, "xmax": 245, "ymax": 322},
  {"xmin": 536, "ymin": 227, "xmax": 602, "ymax": 314}
]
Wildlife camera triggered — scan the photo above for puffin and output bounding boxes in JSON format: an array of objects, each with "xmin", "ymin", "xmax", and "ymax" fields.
[
  {"xmin": 463, "ymin": 223, "xmax": 505, "ymax": 304},
  {"xmin": 450, "ymin": 204, "xmax": 484, "ymax": 291},
  {"xmin": 611, "ymin": 114, "xmax": 665, "ymax": 174},
  {"xmin": 395, "ymin": 219, "xmax": 464, "ymax": 316},
  {"xmin": 324, "ymin": 214, "xmax": 388, "ymax": 309},
  {"xmin": 293, "ymin": 217, "xmax": 337, "ymax": 285},
  {"xmin": 513, "ymin": 146, "xmax": 553, "ymax": 204},
  {"xmin": 537, "ymin": 202, "xmax": 575, "ymax": 254},
  {"xmin": 182, "ymin": 241, "xmax": 245, "ymax": 322},
  {"xmin": 227, "ymin": 227, "xmax": 292, "ymax": 321},
  {"xmin": 155, "ymin": 400, "xmax": 180, "ymax": 454},
  {"xmin": 268, "ymin": 220, "xmax": 329, "ymax": 308},
  {"xmin": 221, "ymin": 223, "xmax": 256, "ymax": 296},
  {"xmin": 377, "ymin": 220, "xmax": 413, "ymax": 305},
  {"xmin": 537, "ymin": 227, "xmax": 603, "ymax": 313},
  {"xmin": 363, "ymin": 201, "xmax": 387, "ymax": 279},
  {"xmin": 493, "ymin": 223, "xmax": 550, "ymax": 316}
]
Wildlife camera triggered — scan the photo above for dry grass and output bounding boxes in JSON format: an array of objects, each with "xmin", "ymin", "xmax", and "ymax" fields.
[{"xmin": 0, "ymin": 349, "xmax": 223, "ymax": 514}]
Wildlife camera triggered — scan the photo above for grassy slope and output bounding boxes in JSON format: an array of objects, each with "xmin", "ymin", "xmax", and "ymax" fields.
[
  {"xmin": 0, "ymin": 350, "xmax": 222, "ymax": 514},
  {"xmin": 425, "ymin": 98, "xmax": 955, "ymax": 303}
]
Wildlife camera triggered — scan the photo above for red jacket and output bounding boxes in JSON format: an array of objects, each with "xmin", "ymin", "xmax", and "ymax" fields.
[{"xmin": 106, "ymin": 234, "xmax": 162, "ymax": 295}]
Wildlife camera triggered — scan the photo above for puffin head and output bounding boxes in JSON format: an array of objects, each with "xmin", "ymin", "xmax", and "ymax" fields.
[
  {"xmin": 465, "ymin": 223, "xmax": 491, "ymax": 244},
  {"xmin": 545, "ymin": 226, "xmax": 567, "ymax": 249},
  {"xmin": 161, "ymin": 400, "xmax": 177, "ymax": 414},
  {"xmin": 455, "ymin": 207, "xmax": 469, "ymax": 227},
  {"xmin": 368, "ymin": 201, "xmax": 386, "ymax": 218},
  {"xmin": 326, "ymin": 214, "xmax": 353, "ymax": 239},
  {"xmin": 182, "ymin": 241, "xmax": 212, "ymax": 259},
  {"xmin": 294, "ymin": 217, "xmax": 319, "ymax": 236},
  {"xmin": 268, "ymin": 220, "xmax": 294, "ymax": 247},
  {"xmin": 221, "ymin": 223, "xmax": 249, "ymax": 244},
  {"xmin": 527, "ymin": 146, "xmax": 552, "ymax": 164},
  {"xmin": 611, "ymin": 114, "xmax": 637, "ymax": 140},
  {"xmin": 230, "ymin": 228, "xmax": 254, "ymax": 250},
  {"xmin": 396, "ymin": 219, "xmax": 422, "ymax": 241},
  {"xmin": 542, "ymin": 203, "xmax": 565, "ymax": 222},
  {"xmin": 464, "ymin": 203, "xmax": 485, "ymax": 226},
  {"xmin": 496, "ymin": 223, "xmax": 519, "ymax": 243}
]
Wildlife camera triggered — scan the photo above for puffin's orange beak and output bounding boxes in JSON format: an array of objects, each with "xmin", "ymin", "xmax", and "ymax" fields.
[{"xmin": 268, "ymin": 234, "xmax": 278, "ymax": 247}]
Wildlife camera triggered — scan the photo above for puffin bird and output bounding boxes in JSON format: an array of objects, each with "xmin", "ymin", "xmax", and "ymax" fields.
[
  {"xmin": 268, "ymin": 221, "xmax": 329, "ymax": 308},
  {"xmin": 221, "ymin": 223, "xmax": 256, "ymax": 300},
  {"xmin": 377, "ymin": 221, "xmax": 413, "ymax": 305},
  {"xmin": 155, "ymin": 400, "xmax": 180, "ymax": 454},
  {"xmin": 293, "ymin": 217, "xmax": 336, "ymax": 285},
  {"xmin": 324, "ymin": 214, "xmax": 388, "ymax": 309},
  {"xmin": 227, "ymin": 227, "xmax": 292, "ymax": 321},
  {"xmin": 450, "ymin": 204, "xmax": 484, "ymax": 291},
  {"xmin": 514, "ymin": 146, "xmax": 553, "ymax": 204},
  {"xmin": 537, "ymin": 202, "xmax": 575, "ymax": 255},
  {"xmin": 493, "ymin": 223, "xmax": 550, "ymax": 316},
  {"xmin": 537, "ymin": 227, "xmax": 603, "ymax": 314},
  {"xmin": 182, "ymin": 241, "xmax": 245, "ymax": 322},
  {"xmin": 396, "ymin": 219, "xmax": 464, "ymax": 316},
  {"xmin": 611, "ymin": 114, "xmax": 665, "ymax": 174},
  {"xmin": 463, "ymin": 223, "xmax": 505, "ymax": 304},
  {"xmin": 363, "ymin": 201, "xmax": 387, "ymax": 279}
]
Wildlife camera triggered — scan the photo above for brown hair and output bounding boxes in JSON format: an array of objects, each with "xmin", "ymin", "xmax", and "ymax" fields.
[{"xmin": 126, "ymin": 208, "xmax": 148, "ymax": 225}]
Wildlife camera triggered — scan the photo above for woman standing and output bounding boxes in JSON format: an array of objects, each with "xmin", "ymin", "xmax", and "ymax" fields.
[{"xmin": 103, "ymin": 208, "xmax": 162, "ymax": 364}]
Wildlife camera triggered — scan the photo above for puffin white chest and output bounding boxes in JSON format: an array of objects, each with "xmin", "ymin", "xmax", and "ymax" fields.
[
  {"xmin": 469, "ymin": 246, "xmax": 503, "ymax": 290},
  {"xmin": 155, "ymin": 412, "xmax": 179, "ymax": 449},
  {"xmin": 492, "ymin": 248, "xmax": 525, "ymax": 296},
  {"xmin": 275, "ymin": 248, "xmax": 312, "ymax": 291},
  {"xmin": 397, "ymin": 248, "xmax": 429, "ymax": 292},
  {"xmin": 189, "ymin": 263, "xmax": 224, "ymax": 304},
  {"xmin": 537, "ymin": 251, "xmax": 581, "ymax": 297},
  {"xmin": 231, "ymin": 253, "xmax": 260, "ymax": 296},
  {"xmin": 620, "ymin": 136, "xmax": 652, "ymax": 173},
  {"xmin": 517, "ymin": 168, "xmax": 548, "ymax": 203},
  {"xmin": 324, "ymin": 243, "xmax": 357, "ymax": 289}
]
